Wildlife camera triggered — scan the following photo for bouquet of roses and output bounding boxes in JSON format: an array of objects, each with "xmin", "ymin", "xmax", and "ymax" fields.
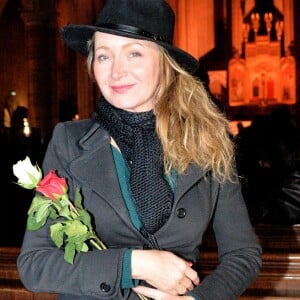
[
  {"xmin": 13, "ymin": 156, "xmax": 106, "ymax": 264},
  {"xmin": 13, "ymin": 156, "xmax": 148, "ymax": 300}
]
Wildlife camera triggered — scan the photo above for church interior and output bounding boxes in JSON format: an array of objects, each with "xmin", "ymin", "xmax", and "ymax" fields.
[{"xmin": 0, "ymin": 1, "xmax": 300, "ymax": 299}]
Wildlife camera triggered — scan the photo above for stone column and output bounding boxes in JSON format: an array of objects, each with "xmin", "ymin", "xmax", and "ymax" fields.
[
  {"xmin": 231, "ymin": 0, "xmax": 244, "ymax": 56},
  {"xmin": 171, "ymin": 0, "xmax": 214, "ymax": 59},
  {"xmin": 283, "ymin": 0, "xmax": 294, "ymax": 54},
  {"xmin": 20, "ymin": 0, "xmax": 56, "ymax": 142}
]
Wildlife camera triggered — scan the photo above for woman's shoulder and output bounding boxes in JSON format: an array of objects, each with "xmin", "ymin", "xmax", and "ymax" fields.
[
  {"xmin": 50, "ymin": 119, "xmax": 105, "ymax": 143},
  {"xmin": 52, "ymin": 119, "xmax": 97, "ymax": 136},
  {"xmin": 54, "ymin": 118, "xmax": 94, "ymax": 130}
]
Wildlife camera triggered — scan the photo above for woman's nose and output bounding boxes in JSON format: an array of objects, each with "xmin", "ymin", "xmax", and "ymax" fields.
[{"xmin": 111, "ymin": 57, "xmax": 127, "ymax": 79}]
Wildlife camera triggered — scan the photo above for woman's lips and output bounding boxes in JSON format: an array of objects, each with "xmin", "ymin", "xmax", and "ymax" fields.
[{"xmin": 111, "ymin": 84, "xmax": 135, "ymax": 94}]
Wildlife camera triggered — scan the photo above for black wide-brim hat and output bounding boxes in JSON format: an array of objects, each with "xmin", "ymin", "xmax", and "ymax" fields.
[{"xmin": 60, "ymin": 0, "xmax": 199, "ymax": 73}]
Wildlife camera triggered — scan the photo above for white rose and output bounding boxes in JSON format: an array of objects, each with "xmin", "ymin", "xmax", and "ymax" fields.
[{"xmin": 12, "ymin": 156, "xmax": 43, "ymax": 189}]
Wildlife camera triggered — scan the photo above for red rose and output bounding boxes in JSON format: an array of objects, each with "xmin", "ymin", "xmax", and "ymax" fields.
[{"xmin": 36, "ymin": 170, "xmax": 68, "ymax": 201}]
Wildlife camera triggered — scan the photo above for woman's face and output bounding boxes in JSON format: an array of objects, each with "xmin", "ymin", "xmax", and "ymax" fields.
[{"xmin": 93, "ymin": 32, "xmax": 161, "ymax": 112}]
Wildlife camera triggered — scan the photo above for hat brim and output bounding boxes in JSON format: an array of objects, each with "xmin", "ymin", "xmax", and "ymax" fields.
[{"xmin": 60, "ymin": 25, "xmax": 199, "ymax": 73}]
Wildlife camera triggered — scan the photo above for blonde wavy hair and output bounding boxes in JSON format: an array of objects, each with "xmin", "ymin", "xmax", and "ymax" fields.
[{"xmin": 87, "ymin": 36, "xmax": 237, "ymax": 183}]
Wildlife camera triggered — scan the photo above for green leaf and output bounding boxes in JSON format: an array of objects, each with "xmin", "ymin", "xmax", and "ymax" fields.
[
  {"xmin": 69, "ymin": 210, "xmax": 78, "ymax": 219},
  {"xmin": 77, "ymin": 208, "xmax": 92, "ymax": 228},
  {"xmin": 80, "ymin": 242, "xmax": 89, "ymax": 252},
  {"xmin": 75, "ymin": 241, "xmax": 85, "ymax": 252},
  {"xmin": 26, "ymin": 214, "xmax": 46, "ymax": 230},
  {"xmin": 64, "ymin": 241, "xmax": 76, "ymax": 264},
  {"xmin": 35, "ymin": 202, "xmax": 52, "ymax": 223},
  {"xmin": 59, "ymin": 198, "xmax": 69, "ymax": 207},
  {"xmin": 68, "ymin": 233, "xmax": 89, "ymax": 245},
  {"xmin": 49, "ymin": 206, "xmax": 59, "ymax": 219},
  {"xmin": 59, "ymin": 204, "xmax": 71, "ymax": 218},
  {"xmin": 28, "ymin": 195, "xmax": 51, "ymax": 215},
  {"xmin": 74, "ymin": 187, "xmax": 83, "ymax": 209},
  {"xmin": 50, "ymin": 223, "xmax": 65, "ymax": 247},
  {"xmin": 65, "ymin": 220, "xmax": 88, "ymax": 238}
]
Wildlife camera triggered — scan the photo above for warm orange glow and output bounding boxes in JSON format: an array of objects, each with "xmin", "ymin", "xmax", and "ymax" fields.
[{"xmin": 166, "ymin": 0, "xmax": 214, "ymax": 60}]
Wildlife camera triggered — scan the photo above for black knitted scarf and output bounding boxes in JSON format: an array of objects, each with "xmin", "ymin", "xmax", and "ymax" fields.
[{"xmin": 94, "ymin": 97, "xmax": 173, "ymax": 234}]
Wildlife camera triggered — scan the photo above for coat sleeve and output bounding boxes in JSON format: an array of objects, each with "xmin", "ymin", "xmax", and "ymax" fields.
[
  {"xmin": 188, "ymin": 179, "xmax": 262, "ymax": 300},
  {"xmin": 17, "ymin": 122, "xmax": 132, "ymax": 299}
]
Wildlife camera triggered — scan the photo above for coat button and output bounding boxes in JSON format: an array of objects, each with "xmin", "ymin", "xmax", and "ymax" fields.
[
  {"xmin": 176, "ymin": 208, "xmax": 187, "ymax": 218},
  {"xmin": 100, "ymin": 282, "xmax": 111, "ymax": 292}
]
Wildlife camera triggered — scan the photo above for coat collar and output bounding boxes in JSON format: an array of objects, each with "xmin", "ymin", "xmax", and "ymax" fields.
[
  {"xmin": 69, "ymin": 122, "xmax": 129, "ymax": 216},
  {"xmin": 68, "ymin": 121, "xmax": 207, "ymax": 222},
  {"xmin": 174, "ymin": 164, "xmax": 207, "ymax": 203}
]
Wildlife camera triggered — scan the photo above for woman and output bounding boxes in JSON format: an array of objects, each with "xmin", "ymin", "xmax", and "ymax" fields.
[{"xmin": 17, "ymin": 0, "xmax": 262, "ymax": 299}]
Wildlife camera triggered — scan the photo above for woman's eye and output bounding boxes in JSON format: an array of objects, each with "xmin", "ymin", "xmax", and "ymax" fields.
[
  {"xmin": 96, "ymin": 54, "xmax": 108, "ymax": 62},
  {"xmin": 129, "ymin": 52, "xmax": 141, "ymax": 58}
]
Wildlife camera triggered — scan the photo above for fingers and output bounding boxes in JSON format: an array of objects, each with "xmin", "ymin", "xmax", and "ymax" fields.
[
  {"xmin": 133, "ymin": 285, "xmax": 195, "ymax": 300},
  {"xmin": 179, "ymin": 277, "xmax": 195, "ymax": 292},
  {"xmin": 133, "ymin": 285, "xmax": 164, "ymax": 299},
  {"xmin": 165, "ymin": 276, "xmax": 195, "ymax": 296},
  {"xmin": 176, "ymin": 283, "xmax": 190, "ymax": 296},
  {"xmin": 167, "ymin": 260, "xmax": 200, "ymax": 295},
  {"xmin": 185, "ymin": 267, "xmax": 200, "ymax": 286},
  {"xmin": 132, "ymin": 250, "xmax": 200, "ymax": 296},
  {"xmin": 174, "ymin": 266, "xmax": 200, "ymax": 295},
  {"xmin": 175, "ymin": 277, "xmax": 195, "ymax": 295}
]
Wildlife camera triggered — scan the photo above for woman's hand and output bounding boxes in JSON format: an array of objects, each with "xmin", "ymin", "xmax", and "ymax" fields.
[
  {"xmin": 133, "ymin": 285, "xmax": 195, "ymax": 300},
  {"xmin": 131, "ymin": 250, "xmax": 200, "ymax": 295}
]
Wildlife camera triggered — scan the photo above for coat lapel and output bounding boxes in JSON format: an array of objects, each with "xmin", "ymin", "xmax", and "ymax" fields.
[
  {"xmin": 68, "ymin": 123, "xmax": 133, "ymax": 227},
  {"xmin": 174, "ymin": 164, "xmax": 207, "ymax": 204}
]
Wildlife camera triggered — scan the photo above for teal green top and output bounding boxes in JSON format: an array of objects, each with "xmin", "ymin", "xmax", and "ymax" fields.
[{"xmin": 111, "ymin": 145, "xmax": 177, "ymax": 289}]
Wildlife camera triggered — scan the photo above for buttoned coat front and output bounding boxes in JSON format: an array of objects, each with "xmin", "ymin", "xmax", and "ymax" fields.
[{"xmin": 17, "ymin": 119, "xmax": 262, "ymax": 300}]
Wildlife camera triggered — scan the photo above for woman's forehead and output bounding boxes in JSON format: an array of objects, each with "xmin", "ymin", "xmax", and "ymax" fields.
[{"xmin": 93, "ymin": 31, "xmax": 158, "ymax": 49}]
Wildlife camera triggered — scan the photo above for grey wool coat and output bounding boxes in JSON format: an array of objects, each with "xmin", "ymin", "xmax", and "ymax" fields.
[{"xmin": 17, "ymin": 119, "xmax": 262, "ymax": 300}]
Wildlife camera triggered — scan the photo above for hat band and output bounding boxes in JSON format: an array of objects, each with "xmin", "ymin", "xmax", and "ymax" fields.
[{"xmin": 98, "ymin": 23, "xmax": 167, "ymax": 43}]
